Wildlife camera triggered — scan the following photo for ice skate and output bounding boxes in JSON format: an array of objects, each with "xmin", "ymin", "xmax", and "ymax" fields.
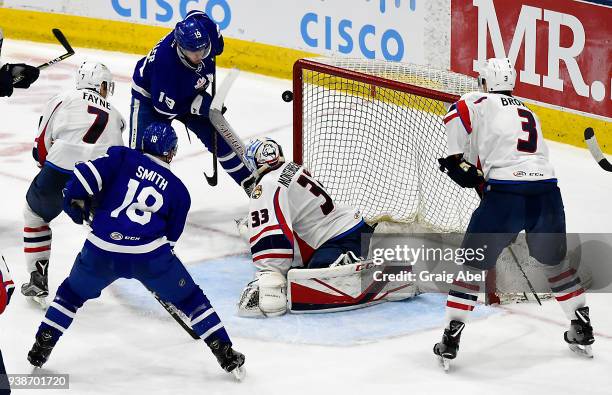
[
  {"xmin": 21, "ymin": 260, "xmax": 49, "ymax": 308},
  {"xmin": 564, "ymin": 307, "xmax": 594, "ymax": 358},
  {"xmin": 209, "ymin": 339, "xmax": 246, "ymax": 380},
  {"xmin": 433, "ymin": 320, "xmax": 465, "ymax": 372},
  {"xmin": 27, "ymin": 328, "xmax": 57, "ymax": 368}
]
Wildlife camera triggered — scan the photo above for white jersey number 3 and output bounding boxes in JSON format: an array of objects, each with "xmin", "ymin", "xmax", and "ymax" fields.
[{"xmin": 111, "ymin": 179, "xmax": 163, "ymax": 225}]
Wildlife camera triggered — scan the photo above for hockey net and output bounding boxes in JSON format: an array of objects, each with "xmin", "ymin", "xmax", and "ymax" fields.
[{"xmin": 292, "ymin": 57, "xmax": 552, "ymax": 304}]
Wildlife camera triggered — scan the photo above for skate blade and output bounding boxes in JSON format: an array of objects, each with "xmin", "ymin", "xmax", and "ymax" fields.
[
  {"xmin": 28, "ymin": 296, "xmax": 48, "ymax": 309},
  {"xmin": 436, "ymin": 355, "xmax": 451, "ymax": 372},
  {"xmin": 568, "ymin": 344, "xmax": 593, "ymax": 358},
  {"xmin": 230, "ymin": 365, "xmax": 246, "ymax": 381}
]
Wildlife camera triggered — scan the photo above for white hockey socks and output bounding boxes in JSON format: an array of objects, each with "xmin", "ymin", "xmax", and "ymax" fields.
[
  {"xmin": 543, "ymin": 262, "xmax": 586, "ymax": 321},
  {"xmin": 23, "ymin": 203, "xmax": 52, "ymax": 273}
]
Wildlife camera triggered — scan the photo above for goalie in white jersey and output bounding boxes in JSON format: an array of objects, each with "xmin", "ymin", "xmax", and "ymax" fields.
[
  {"xmin": 433, "ymin": 58, "xmax": 594, "ymax": 369},
  {"xmin": 237, "ymin": 138, "xmax": 380, "ymax": 317},
  {"xmin": 22, "ymin": 61, "xmax": 125, "ymax": 304}
]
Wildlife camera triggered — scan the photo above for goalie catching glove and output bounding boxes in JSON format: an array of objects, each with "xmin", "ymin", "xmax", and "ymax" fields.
[{"xmin": 438, "ymin": 155, "xmax": 484, "ymax": 188}]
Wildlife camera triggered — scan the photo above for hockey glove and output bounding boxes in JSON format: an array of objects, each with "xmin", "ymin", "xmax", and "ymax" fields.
[
  {"xmin": 62, "ymin": 188, "xmax": 91, "ymax": 225},
  {"xmin": 438, "ymin": 155, "xmax": 485, "ymax": 188},
  {"xmin": 190, "ymin": 92, "xmax": 213, "ymax": 116},
  {"xmin": 1, "ymin": 256, "xmax": 14, "ymax": 311},
  {"xmin": 9, "ymin": 63, "xmax": 40, "ymax": 89},
  {"xmin": 0, "ymin": 64, "xmax": 13, "ymax": 97}
]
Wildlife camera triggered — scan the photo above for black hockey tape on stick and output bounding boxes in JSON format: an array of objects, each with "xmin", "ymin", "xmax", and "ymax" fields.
[
  {"xmin": 584, "ymin": 127, "xmax": 612, "ymax": 172},
  {"xmin": 12, "ymin": 28, "xmax": 75, "ymax": 85}
]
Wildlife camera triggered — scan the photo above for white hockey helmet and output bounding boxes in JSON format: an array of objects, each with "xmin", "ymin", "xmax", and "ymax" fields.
[
  {"xmin": 477, "ymin": 58, "xmax": 516, "ymax": 93},
  {"xmin": 244, "ymin": 138, "xmax": 285, "ymax": 173},
  {"xmin": 75, "ymin": 61, "xmax": 115, "ymax": 96}
]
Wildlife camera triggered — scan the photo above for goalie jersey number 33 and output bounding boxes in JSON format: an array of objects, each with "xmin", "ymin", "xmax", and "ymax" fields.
[{"xmin": 248, "ymin": 162, "xmax": 362, "ymax": 275}]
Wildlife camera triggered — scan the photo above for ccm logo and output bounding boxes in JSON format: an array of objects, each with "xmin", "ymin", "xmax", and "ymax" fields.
[{"xmin": 356, "ymin": 262, "xmax": 376, "ymax": 271}]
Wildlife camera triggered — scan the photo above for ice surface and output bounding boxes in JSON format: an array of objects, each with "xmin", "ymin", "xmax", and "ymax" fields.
[{"xmin": 0, "ymin": 40, "xmax": 610, "ymax": 394}]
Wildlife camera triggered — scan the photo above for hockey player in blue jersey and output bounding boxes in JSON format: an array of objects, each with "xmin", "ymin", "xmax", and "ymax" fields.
[
  {"xmin": 27, "ymin": 123, "xmax": 245, "ymax": 379},
  {"xmin": 130, "ymin": 10, "xmax": 253, "ymax": 193}
]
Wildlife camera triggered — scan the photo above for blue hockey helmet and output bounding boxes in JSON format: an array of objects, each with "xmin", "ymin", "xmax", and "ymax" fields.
[
  {"xmin": 174, "ymin": 17, "xmax": 212, "ymax": 58},
  {"xmin": 244, "ymin": 138, "xmax": 285, "ymax": 173},
  {"xmin": 141, "ymin": 122, "xmax": 178, "ymax": 160}
]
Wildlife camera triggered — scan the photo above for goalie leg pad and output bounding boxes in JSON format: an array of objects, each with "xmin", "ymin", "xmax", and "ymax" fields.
[{"xmin": 288, "ymin": 260, "xmax": 417, "ymax": 313}]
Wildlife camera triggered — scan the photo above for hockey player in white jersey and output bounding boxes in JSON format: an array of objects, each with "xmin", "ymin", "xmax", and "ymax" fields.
[
  {"xmin": 237, "ymin": 138, "xmax": 380, "ymax": 317},
  {"xmin": 434, "ymin": 58, "xmax": 594, "ymax": 369},
  {"xmin": 22, "ymin": 61, "xmax": 125, "ymax": 305}
]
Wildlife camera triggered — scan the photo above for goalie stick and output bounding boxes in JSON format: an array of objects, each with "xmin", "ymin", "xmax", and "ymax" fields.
[
  {"xmin": 12, "ymin": 28, "xmax": 75, "ymax": 85},
  {"xmin": 584, "ymin": 127, "xmax": 612, "ymax": 172}
]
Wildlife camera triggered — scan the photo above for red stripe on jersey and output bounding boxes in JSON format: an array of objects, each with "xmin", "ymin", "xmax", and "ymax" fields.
[
  {"xmin": 250, "ymin": 224, "xmax": 281, "ymax": 244},
  {"xmin": 452, "ymin": 280, "xmax": 479, "ymax": 292},
  {"xmin": 24, "ymin": 226, "xmax": 50, "ymax": 232},
  {"xmin": 295, "ymin": 232, "xmax": 315, "ymax": 266},
  {"xmin": 555, "ymin": 288, "xmax": 585, "ymax": 302},
  {"xmin": 443, "ymin": 112, "xmax": 459, "ymax": 124},
  {"xmin": 446, "ymin": 300, "xmax": 475, "ymax": 311},
  {"xmin": 456, "ymin": 100, "xmax": 472, "ymax": 134},
  {"xmin": 548, "ymin": 268, "xmax": 576, "ymax": 283},
  {"xmin": 253, "ymin": 253, "xmax": 294, "ymax": 262},
  {"xmin": 474, "ymin": 96, "xmax": 488, "ymax": 104},
  {"xmin": 273, "ymin": 187, "xmax": 294, "ymax": 247},
  {"xmin": 0, "ymin": 272, "xmax": 6, "ymax": 314},
  {"xmin": 37, "ymin": 101, "xmax": 63, "ymax": 166},
  {"xmin": 24, "ymin": 246, "xmax": 51, "ymax": 253}
]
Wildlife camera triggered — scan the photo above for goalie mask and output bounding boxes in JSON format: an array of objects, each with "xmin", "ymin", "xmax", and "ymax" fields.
[
  {"xmin": 76, "ymin": 61, "xmax": 115, "ymax": 96},
  {"xmin": 477, "ymin": 57, "xmax": 516, "ymax": 93},
  {"xmin": 244, "ymin": 138, "xmax": 285, "ymax": 173}
]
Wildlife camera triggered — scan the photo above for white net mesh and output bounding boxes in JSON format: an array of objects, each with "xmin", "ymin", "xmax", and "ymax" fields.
[{"xmin": 298, "ymin": 58, "xmax": 480, "ymax": 233}]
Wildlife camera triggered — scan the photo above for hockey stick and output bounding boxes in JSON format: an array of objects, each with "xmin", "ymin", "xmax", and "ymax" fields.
[
  {"xmin": 209, "ymin": 69, "xmax": 247, "ymax": 157},
  {"xmin": 507, "ymin": 245, "xmax": 542, "ymax": 305},
  {"xmin": 0, "ymin": 28, "xmax": 4, "ymax": 58},
  {"xmin": 12, "ymin": 28, "xmax": 75, "ymax": 85},
  {"xmin": 472, "ymin": 187, "xmax": 542, "ymax": 305},
  {"xmin": 584, "ymin": 127, "xmax": 612, "ymax": 172},
  {"xmin": 204, "ymin": 61, "xmax": 219, "ymax": 186},
  {"xmin": 148, "ymin": 289, "xmax": 199, "ymax": 340}
]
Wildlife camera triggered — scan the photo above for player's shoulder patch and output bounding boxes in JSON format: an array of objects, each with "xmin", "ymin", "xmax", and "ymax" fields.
[{"xmin": 251, "ymin": 184, "xmax": 263, "ymax": 199}]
